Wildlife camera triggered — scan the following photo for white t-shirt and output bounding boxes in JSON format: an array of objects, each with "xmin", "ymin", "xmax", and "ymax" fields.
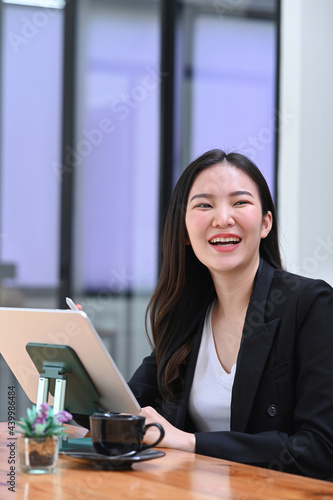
[{"xmin": 188, "ymin": 303, "xmax": 236, "ymax": 432}]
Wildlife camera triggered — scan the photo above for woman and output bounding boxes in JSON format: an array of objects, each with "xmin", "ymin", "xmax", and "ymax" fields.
[{"xmin": 128, "ymin": 149, "xmax": 333, "ymax": 479}]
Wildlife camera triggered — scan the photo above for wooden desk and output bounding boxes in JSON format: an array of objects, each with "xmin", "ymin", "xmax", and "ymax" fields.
[{"xmin": 1, "ymin": 423, "xmax": 333, "ymax": 500}]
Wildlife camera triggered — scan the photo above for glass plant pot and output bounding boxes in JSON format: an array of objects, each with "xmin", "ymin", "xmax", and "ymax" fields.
[{"xmin": 18, "ymin": 435, "xmax": 60, "ymax": 474}]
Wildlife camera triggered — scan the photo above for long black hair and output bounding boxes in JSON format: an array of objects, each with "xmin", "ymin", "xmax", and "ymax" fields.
[{"xmin": 146, "ymin": 149, "xmax": 282, "ymax": 403}]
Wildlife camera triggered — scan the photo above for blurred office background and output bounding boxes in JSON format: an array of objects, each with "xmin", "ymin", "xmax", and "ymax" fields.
[{"xmin": 0, "ymin": 0, "xmax": 332, "ymax": 420}]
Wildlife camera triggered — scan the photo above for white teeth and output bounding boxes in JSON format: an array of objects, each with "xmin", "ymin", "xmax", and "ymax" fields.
[{"xmin": 210, "ymin": 237, "xmax": 241, "ymax": 244}]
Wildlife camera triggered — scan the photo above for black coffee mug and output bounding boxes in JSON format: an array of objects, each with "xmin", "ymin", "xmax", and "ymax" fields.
[{"xmin": 89, "ymin": 413, "xmax": 165, "ymax": 457}]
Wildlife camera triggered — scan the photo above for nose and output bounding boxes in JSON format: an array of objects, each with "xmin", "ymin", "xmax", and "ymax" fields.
[{"xmin": 212, "ymin": 205, "xmax": 235, "ymax": 228}]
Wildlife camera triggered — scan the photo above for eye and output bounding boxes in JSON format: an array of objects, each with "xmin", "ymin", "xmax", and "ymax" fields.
[
  {"xmin": 234, "ymin": 200, "xmax": 251, "ymax": 206},
  {"xmin": 194, "ymin": 203, "xmax": 212, "ymax": 209}
]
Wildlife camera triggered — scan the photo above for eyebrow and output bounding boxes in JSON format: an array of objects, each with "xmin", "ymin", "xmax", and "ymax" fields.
[
  {"xmin": 229, "ymin": 190, "xmax": 254, "ymax": 198},
  {"xmin": 189, "ymin": 193, "xmax": 214, "ymax": 202},
  {"xmin": 189, "ymin": 190, "xmax": 254, "ymax": 202}
]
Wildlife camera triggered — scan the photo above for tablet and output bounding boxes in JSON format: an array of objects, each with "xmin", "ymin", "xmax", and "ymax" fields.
[{"xmin": 0, "ymin": 307, "xmax": 141, "ymax": 415}]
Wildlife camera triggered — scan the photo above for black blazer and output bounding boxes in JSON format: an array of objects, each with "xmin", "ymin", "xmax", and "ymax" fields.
[{"xmin": 128, "ymin": 260, "xmax": 333, "ymax": 479}]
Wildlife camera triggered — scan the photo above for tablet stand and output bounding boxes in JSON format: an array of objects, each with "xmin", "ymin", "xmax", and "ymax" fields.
[
  {"xmin": 26, "ymin": 342, "xmax": 100, "ymax": 451},
  {"xmin": 36, "ymin": 365, "xmax": 67, "ymax": 415}
]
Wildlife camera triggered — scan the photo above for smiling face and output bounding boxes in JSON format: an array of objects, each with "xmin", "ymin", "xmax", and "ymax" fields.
[{"xmin": 185, "ymin": 162, "xmax": 272, "ymax": 279}]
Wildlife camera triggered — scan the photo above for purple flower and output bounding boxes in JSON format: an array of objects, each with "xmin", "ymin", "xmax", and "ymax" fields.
[
  {"xmin": 39, "ymin": 403, "xmax": 49, "ymax": 417},
  {"xmin": 32, "ymin": 404, "xmax": 49, "ymax": 430},
  {"xmin": 54, "ymin": 410, "xmax": 73, "ymax": 424},
  {"xmin": 34, "ymin": 415, "xmax": 46, "ymax": 425}
]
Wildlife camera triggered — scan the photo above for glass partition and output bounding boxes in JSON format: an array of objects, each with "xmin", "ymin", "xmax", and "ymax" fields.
[
  {"xmin": 190, "ymin": 14, "xmax": 277, "ymax": 191},
  {"xmin": 0, "ymin": 3, "xmax": 64, "ymax": 303},
  {"xmin": 72, "ymin": 0, "xmax": 161, "ymax": 378}
]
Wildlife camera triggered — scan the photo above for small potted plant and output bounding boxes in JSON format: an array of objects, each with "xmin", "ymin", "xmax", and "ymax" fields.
[{"xmin": 16, "ymin": 403, "xmax": 72, "ymax": 474}]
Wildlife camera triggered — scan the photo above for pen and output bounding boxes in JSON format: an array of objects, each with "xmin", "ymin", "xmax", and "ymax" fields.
[{"xmin": 66, "ymin": 297, "xmax": 79, "ymax": 311}]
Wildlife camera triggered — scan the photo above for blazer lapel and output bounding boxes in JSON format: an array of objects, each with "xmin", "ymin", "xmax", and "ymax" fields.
[{"xmin": 231, "ymin": 260, "xmax": 280, "ymax": 432}]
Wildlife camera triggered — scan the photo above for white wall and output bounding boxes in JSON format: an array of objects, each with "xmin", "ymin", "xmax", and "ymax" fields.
[{"xmin": 278, "ymin": 0, "xmax": 333, "ymax": 286}]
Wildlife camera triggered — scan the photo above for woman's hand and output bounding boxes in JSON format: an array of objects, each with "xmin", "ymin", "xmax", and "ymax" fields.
[{"xmin": 140, "ymin": 406, "xmax": 196, "ymax": 453}]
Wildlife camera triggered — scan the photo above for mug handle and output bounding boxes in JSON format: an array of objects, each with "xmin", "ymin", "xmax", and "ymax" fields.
[{"xmin": 138, "ymin": 422, "xmax": 165, "ymax": 452}]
